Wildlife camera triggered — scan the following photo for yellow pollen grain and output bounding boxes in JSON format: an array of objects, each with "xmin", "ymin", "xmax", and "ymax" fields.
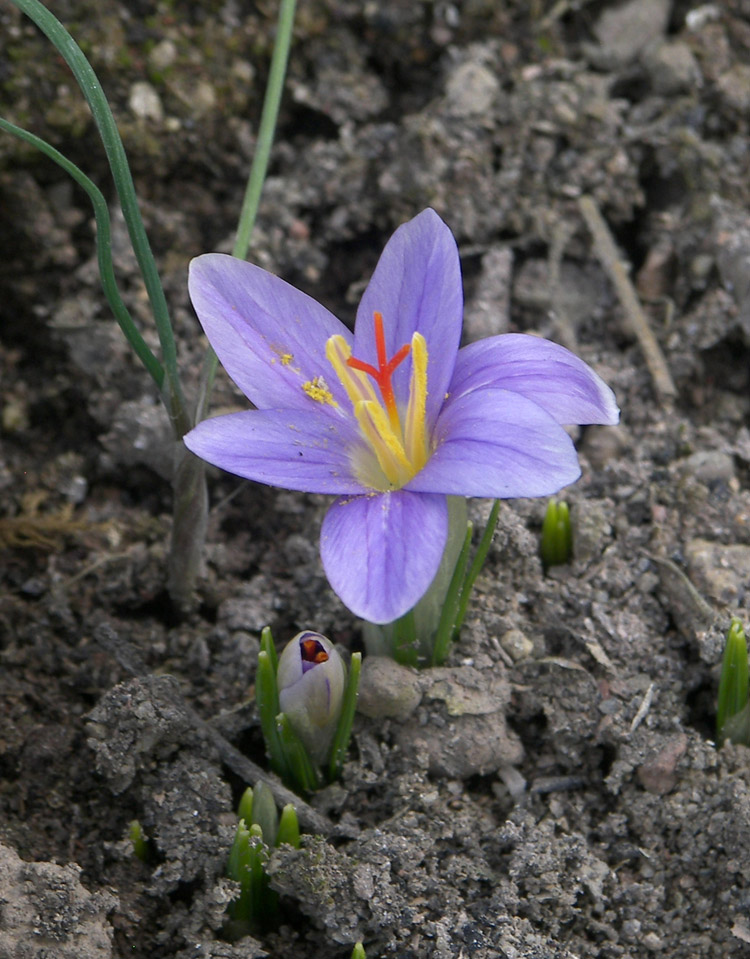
[
  {"xmin": 302, "ymin": 377, "xmax": 337, "ymax": 406},
  {"xmin": 280, "ymin": 353, "xmax": 294, "ymax": 366}
]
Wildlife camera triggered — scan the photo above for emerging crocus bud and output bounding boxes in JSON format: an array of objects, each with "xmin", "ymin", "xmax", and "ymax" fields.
[{"xmin": 277, "ymin": 631, "xmax": 346, "ymax": 766}]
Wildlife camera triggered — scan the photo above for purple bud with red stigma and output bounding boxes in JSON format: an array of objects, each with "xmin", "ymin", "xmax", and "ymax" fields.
[{"xmin": 276, "ymin": 632, "xmax": 346, "ymax": 765}]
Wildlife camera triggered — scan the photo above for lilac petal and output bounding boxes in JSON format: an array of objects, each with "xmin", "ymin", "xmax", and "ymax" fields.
[
  {"xmin": 354, "ymin": 209, "xmax": 463, "ymax": 426},
  {"xmin": 406, "ymin": 387, "xmax": 582, "ymax": 498},
  {"xmin": 184, "ymin": 409, "xmax": 366, "ymax": 494},
  {"xmin": 189, "ymin": 254, "xmax": 353, "ymax": 413},
  {"xmin": 448, "ymin": 334, "xmax": 619, "ymax": 426},
  {"xmin": 320, "ymin": 490, "xmax": 448, "ymax": 624}
]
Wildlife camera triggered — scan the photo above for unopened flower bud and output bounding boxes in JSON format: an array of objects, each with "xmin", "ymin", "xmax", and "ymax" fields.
[{"xmin": 277, "ymin": 631, "xmax": 346, "ymax": 765}]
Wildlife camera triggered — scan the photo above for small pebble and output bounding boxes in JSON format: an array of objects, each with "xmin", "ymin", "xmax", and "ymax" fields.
[{"xmin": 129, "ymin": 81, "xmax": 164, "ymax": 122}]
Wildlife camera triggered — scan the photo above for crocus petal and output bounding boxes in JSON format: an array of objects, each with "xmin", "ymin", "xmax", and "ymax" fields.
[
  {"xmin": 320, "ymin": 490, "xmax": 448, "ymax": 624},
  {"xmin": 184, "ymin": 409, "xmax": 367, "ymax": 494},
  {"xmin": 189, "ymin": 254, "xmax": 353, "ymax": 413},
  {"xmin": 406, "ymin": 387, "xmax": 581, "ymax": 498},
  {"xmin": 354, "ymin": 209, "xmax": 463, "ymax": 425},
  {"xmin": 448, "ymin": 334, "xmax": 620, "ymax": 426}
]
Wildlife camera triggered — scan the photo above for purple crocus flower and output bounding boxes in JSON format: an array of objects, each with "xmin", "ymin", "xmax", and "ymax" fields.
[{"xmin": 185, "ymin": 209, "xmax": 619, "ymax": 624}]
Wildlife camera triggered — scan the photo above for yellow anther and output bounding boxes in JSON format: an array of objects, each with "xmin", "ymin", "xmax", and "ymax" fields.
[
  {"xmin": 302, "ymin": 377, "xmax": 337, "ymax": 405},
  {"xmin": 404, "ymin": 332, "xmax": 428, "ymax": 471}
]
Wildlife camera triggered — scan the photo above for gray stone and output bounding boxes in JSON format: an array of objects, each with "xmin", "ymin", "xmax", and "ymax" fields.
[
  {"xmin": 644, "ymin": 41, "xmax": 702, "ymax": 96},
  {"xmin": 357, "ymin": 656, "xmax": 423, "ymax": 721},
  {"xmin": 593, "ymin": 0, "xmax": 670, "ymax": 64},
  {"xmin": 0, "ymin": 842, "xmax": 116, "ymax": 958},
  {"xmin": 128, "ymin": 81, "xmax": 164, "ymax": 122},
  {"xmin": 686, "ymin": 538, "xmax": 750, "ymax": 607}
]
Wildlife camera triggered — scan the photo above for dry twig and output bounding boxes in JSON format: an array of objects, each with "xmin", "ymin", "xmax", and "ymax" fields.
[
  {"xmin": 94, "ymin": 623, "xmax": 334, "ymax": 836},
  {"xmin": 579, "ymin": 195, "xmax": 677, "ymax": 404}
]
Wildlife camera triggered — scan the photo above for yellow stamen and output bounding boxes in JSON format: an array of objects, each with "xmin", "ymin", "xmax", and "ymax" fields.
[
  {"xmin": 404, "ymin": 332, "xmax": 428, "ymax": 471},
  {"xmin": 325, "ymin": 319, "xmax": 432, "ymax": 491},
  {"xmin": 326, "ymin": 335, "xmax": 378, "ymax": 407},
  {"xmin": 353, "ymin": 400, "xmax": 413, "ymax": 488}
]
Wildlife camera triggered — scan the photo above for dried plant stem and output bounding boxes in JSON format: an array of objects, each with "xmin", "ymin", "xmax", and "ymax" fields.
[
  {"xmin": 579, "ymin": 195, "xmax": 676, "ymax": 404},
  {"xmin": 94, "ymin": 624, "xmax": 333, "ymax": 836}
]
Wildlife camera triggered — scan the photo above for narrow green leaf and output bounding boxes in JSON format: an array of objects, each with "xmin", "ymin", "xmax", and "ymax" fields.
[
  {"xmin": 260, "ymin": 625, "xmax": 279, "ymax": 673},
  {"xmin": 351, "ymin": 944, "xmax": 366, "ymax": 959},
  {"xmin": 276, "ymin": 712, "xmax": 321, "ymax": 793},
  {"xmin": 256, "ymin": 650, "xmax": 291, "ymax": 782},
  {"xmin": 237, "ymin": 786, "xmax": 254, "ymax": 827},
  {"xmin": 9, "ymin": 0, "xmax": 189, "ymax": 432},
  {"xmin": 328, "ymin": 652, "xmax": 361, "ymax": 781},
  {"xmin": 227, "ymin": 819, "xmax": 253, "ymax": 923},
  {"xmin": 128, "ymin": 820, "xmax": 150, "ymax": 863},
  {"xmin": 452, "ymin": 499, "xmax": 501, "ymax": 638},
  {"xmin": 540, "ymin": 499, "xmax": 573, "ymax": 570},
  {"xmin": 717, "ymin": 618, "xmax": 749, "ymax": 744},
  {"xmin": 431, "ymin": 521, "xmax": 473, "ymax": 667},
  {"xmin": 391, "ymin": 609, "xmax": 419, "ymax": 667},
  {"xmin": 250, "ymin": 781, "xmax": 278, "ymax": 845},
  {"xmin": 276, "ymin": 804, "xmax": 301, "ymax": 849}
]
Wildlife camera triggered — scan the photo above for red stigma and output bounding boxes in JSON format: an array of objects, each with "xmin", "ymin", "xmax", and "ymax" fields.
[
  {"xmin": 347, "ymin": 312, "xmax": 410, "ymax": 418},
  {"xmin": 301, "ymin": 638, "xmax": 329, "ymax": 665}
]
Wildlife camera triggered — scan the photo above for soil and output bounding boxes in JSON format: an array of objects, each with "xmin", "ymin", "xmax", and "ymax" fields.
[{"xmin": 2, "ymin": 1, "xmax": 750, "ymax": 957}]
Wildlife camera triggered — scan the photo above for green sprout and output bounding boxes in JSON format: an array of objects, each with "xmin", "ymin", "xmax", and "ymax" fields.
[
  {"xmin": 351, "ymin": 944, "xmax": 366, "ymax": 959},
  {"xmin": 225, "ymin": 783, "xmax": 300, "ymax": 939},
  {"xmin": 256, "ymin": 628, "xmax": 361, "ymax": 794},
  {"xmin": 717, "ymin": 618, "xmax": 750, "ymax": 746},
  {"xmin": 540, "ymin": 499, "xmax": 573, "ymax": 571},
  {"xmin": 128, "ymin": 820, "xmax": 150, "ymax": 863}
]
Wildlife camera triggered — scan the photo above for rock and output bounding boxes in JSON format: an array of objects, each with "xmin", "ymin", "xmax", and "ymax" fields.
[
  {"xmin": 500, "ymin": 627, "xmax": 533, "ymax": 662},
  {"xmin": 592, "ymin": 0, "xmax": 670, "ymax": 64},
  {"xmin": 357, "ymin": 656, "xmax": 422, "ymax": 721},
  {"xmin": 686, "ymin": 538, "xmax": 750, "ymax": 607},
  {"xmin": 399, "ymin": 711, "xmax": 523, "ymax": 778},
  {"xmin": 0, "ymin": 842, "xmax": 116, "ymax": 958},
  {"xmin": 444, "ymin": 58, "xmax": 499, "ymax": 117},
  {"xmin": 217, "ymin": 575, "xmax": 277, "ymax": 633},
  {"xmin": 148, "ymin": 39, "xmax": 178, "ymax": 73},
  {"xmin": 637, "ymin": 734, "xmax": 688, "ymax": 795},
  {"xmin": 98, "ymin": 397, "xmax": 175, "ymax": 479},
  {"xmin": 717, "ymin": 64, "xmax": 750, "ymax": 116},
  {"xmin": 681, "ymin": 450, "xmax": 735, "ymax": 485},
  {"xmin": 392, "ymin": 665, "xmax": 523, "ymax": 777},
  {"xmin": 643, "ymin": 41, "xmax": 702, "ymax": 96},
  {"xmin": 573, "ymin": 500, "xmax": 614, "ymax": 564},
  {"xmin": 128, "ymin": 81, "xmax": 164, "ymax": 122}
]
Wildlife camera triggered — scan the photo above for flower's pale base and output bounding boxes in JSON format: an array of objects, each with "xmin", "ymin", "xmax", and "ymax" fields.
[{"xmin": 362, "ymin": 496, "xmax": 468, "ymax": 666}]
